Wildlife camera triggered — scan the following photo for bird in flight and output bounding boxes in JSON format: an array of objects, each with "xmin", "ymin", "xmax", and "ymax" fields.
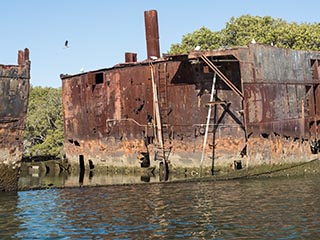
[{"xmin": 64, "ymin": 40, "xmax": 69, "ymax": 48}]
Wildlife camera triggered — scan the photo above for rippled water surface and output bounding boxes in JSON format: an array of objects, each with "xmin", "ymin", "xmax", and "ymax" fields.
[{"xmin": 1, "ymin": 175, "xmax": 320, "ymax": 239}]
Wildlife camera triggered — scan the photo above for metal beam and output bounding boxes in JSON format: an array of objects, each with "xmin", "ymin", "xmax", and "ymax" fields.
[{"xmin": 201, "ymin": 55, "xmax": 243, "ymax": 98}]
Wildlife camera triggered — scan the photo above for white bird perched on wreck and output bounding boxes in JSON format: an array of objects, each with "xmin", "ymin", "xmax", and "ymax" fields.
[
  {"xmin": 251, "ymin": 38, "xmax": 256, "ymax": 44},
  {"xmin": 194, "ymin": 45, "xmax": 201, "ymax": 51}
]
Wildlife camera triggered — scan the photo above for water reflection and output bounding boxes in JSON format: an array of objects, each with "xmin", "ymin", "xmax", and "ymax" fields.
[
  {"xmin": 0, "ymin": 192, "xmax": 22, "ymax": 238},
  {"xmin": 15, "ymin": 189, "xmax": 68, "ymax": 239},
  {"xmin": 18, "ymin": 162, "xmax": 190, "ymax": 189},
  {"xmin": 12, "ymin": 176, "xmax": 320, "ymax": 238},
  {"xmin": 1, "ymin": 175, "xmax": 320, "ymax": 238},
  {"xmin": 19, "ymin": 164, "xmax": 161, "ymax": 190}
]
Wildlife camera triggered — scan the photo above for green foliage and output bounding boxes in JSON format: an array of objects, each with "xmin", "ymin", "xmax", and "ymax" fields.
[
  {"xmin": 170, "ymin": 27, "xmax": 222, "ymax": 54},
  {"xmin": 169, "ymin": 15, "xmax": 320, "ymax": 54},
  {"xmin": 24, "ymin": 86, "xmax": 64, "ymax": 158}
]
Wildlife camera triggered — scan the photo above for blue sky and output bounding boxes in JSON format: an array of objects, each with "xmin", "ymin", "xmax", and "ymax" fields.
[{"xmin": 1, "ymin": 0, "xmax": 320, "ymax": 88}]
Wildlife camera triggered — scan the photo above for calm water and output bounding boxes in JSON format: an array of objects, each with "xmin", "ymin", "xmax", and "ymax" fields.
[{"xmin": 1, "ymin": 175, "xmax": 320, "ymax": 239}]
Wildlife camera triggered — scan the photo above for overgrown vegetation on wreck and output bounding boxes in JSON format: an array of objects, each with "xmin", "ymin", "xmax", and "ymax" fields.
[
  {"xmin": 169, "ymin": 15, "xmax": 320, "ymax": 54},
  {"xmin": 23, "ymin": 15, "xmax": 320, "ymax": 162}
]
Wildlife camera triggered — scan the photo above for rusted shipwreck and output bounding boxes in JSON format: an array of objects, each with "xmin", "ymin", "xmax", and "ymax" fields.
[
  {"xmin": 61, "ymin": 10, "xmax": 320, "ymax": 175},
  {"xmin": 0, "ymin": 49, "xmax": 30, "ymax": 191}
]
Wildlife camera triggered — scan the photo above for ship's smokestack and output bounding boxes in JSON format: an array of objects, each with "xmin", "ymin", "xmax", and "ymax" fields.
[
  {"xmin": 144, "ymin": 10, "xmax": 160, "ymax": 59},
  {"xmin": 18, "ymin": 48, "xmax": 29, "ymax": 65},
  {"xmin": 125, "ymin": 52, "xmax": 137, "ymax": 63}
]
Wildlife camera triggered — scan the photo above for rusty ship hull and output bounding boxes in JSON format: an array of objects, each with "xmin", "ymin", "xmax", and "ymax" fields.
[
  {"xmin": 61, "ymin": 10, "xmax": 320, "ymax": 173},
  {"xmin": 0, "ymin": 49, "xmax": 30, "ymax": 191}
]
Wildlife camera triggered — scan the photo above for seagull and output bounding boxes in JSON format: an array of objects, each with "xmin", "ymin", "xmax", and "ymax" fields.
[
  {"xmin": 64, "ymin": 40, "xmax": 69, "ymax": 48},
  {"xmin": 251, "ymin": 38, "xmax": 256, "ymax": 44},
  {"xmin": 149, "ymin": 56, "xmax": 158, "ymax": 60},
  {"xmin": 80, "ymin": 67, "xmax": 84, "ymax": 72},
  {"xmin": 194, "ymin": 45, "xmax": 201, "ymax": 51}
]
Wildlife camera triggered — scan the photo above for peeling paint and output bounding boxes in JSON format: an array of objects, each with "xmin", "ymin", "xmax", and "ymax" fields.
[
  {"xmin": 61, "ymin": 10, "xmax": 320, "ymax": 174},
  {"xmin": 0, "ymin": 48, "xmax": 30, "ymax": 191}
]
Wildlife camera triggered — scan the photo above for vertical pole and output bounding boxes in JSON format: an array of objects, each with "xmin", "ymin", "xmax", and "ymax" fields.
[
  {"xmin": 301, "ymin": 100, "xmax": 305, "ymax": 155},
  {"xmin": 302, "ymin": 99, "xmax": 305, "ymax": 136},
  {"xmin": 200, "ymin": 73, "xmax": 217, "ymax": 168},
  {"xmin": 150, "ymin": 64, "xmax": 163, "ymax": 148}
]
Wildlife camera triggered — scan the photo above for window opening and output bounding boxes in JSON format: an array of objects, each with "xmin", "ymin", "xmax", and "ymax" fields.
[{"xmin": 95, "ymin": 73, "xmax": 104, "ymax": 84}]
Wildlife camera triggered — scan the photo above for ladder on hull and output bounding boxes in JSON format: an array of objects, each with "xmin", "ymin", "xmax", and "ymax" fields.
[{"xmin": 150, "ymin": 63, "xmax": 171, "ymax": 180}]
